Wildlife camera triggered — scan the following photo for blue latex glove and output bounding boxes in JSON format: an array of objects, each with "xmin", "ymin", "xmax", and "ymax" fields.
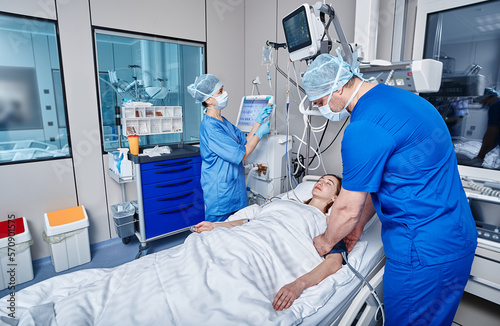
[
  {"xmin": 254, "ymin": 121, "xmax": 270, "ymax": 139},
  {"xmin": 255, "ymin": 104, "xmax": 273, "ymax": 124}
]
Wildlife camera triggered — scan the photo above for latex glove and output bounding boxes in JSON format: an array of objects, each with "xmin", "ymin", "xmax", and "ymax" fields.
[
  {"xmin": 255, "ymin": 104, "xmax": 273, "ymax": 124},
  {"xmin": 254, "ymin": 120, "xmax": 270, "ymax": 139}
]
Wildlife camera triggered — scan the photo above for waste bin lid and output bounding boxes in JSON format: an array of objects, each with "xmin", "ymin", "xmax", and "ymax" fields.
[
  {"xmin": 0, "ymin": 217, "xmax": 31, "ymax": 248},
  {"xmin": 44, "ymin": 206, "xmax": 89, "ymax": 236}
]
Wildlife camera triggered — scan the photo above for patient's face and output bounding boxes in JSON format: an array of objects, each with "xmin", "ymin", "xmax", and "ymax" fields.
[{"xmin": 312, "ymin": 176, "xmax": 340, "ymax": 201}]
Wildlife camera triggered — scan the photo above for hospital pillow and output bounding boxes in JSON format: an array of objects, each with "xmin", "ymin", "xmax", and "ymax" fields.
[
  {"xmin": 278, "ymin": 180, "xmax": 379, "ymax": 233},
  {"xmin": 279, "ymin": 181, "xmax": 317, "ymax": 202}
]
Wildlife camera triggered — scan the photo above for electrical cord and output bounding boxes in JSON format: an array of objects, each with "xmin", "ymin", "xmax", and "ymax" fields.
[
  {"xmin": 341, "ymin": 252, "xmax": 385, "ymax": 325},
  {"xmin": 308, "ymin": 117, "xmax": 349, "ymax": 166},
  {"xmin": 462, "ymin": 177, "xmax": 500, "ymax": 198}
]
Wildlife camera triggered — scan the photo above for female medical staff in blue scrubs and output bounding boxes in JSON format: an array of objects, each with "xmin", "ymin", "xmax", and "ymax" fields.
[
  {"xmin": 188, "ymin": 74, "xmax": 272, "ymax": 222},
  {"xmin": 301, "ymin": 52, "xmax": 477, "ymax": 326}
]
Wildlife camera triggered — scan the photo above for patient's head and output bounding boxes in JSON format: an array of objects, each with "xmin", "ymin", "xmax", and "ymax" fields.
[{"xmin": 304, "ymin": 174, "xmax": 342, "ymax": 214}]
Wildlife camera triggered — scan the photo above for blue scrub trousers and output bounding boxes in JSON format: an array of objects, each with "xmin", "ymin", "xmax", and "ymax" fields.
[{"xmin": 383, "ymin": 246, "xmax": 474, "ymax": 326}]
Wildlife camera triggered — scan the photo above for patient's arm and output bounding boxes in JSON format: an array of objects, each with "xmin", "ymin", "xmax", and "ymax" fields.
[
  {"xmin": 193, "ymin": 219, "xmax": 248, "ymax": 233},
  {"xmin": 272, "ymin": 253, "xmax": 343, "ymax": 311}
]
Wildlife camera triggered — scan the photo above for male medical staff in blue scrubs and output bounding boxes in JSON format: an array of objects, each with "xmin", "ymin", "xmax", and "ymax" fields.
[
  {"xmin": 302, "ymin": 53, "xmax": 477, "ymax": 326},
  {"xmin": 188, "ymin": 74, "xmax": 272, "ymax": 222}
]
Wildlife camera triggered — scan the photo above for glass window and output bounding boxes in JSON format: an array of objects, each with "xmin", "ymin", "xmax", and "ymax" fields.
[
  {"xmin": 421, "ymin": 0, "xmax": 500, "ymax": 171},
  {"xmin": 94, "ymin": 30, "xmax": 205, "ymax": 151},
  {"xmin": 0, "ymin": 14, "xmax": 70, "ymax": 164}
]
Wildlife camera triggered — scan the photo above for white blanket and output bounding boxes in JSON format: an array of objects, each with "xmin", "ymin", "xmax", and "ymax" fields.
[{"xmin": 0, "ymin": 200, "xmax": 366, "ymax": 326}]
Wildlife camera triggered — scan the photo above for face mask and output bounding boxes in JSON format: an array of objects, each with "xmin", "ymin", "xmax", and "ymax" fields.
[
  {"xmin": 214, "ymin": 91, "xmax": 228, "ymax": 110},
  {"xmin": 318, "ymin": 81, "xmax": 364, "ymax": 121}
]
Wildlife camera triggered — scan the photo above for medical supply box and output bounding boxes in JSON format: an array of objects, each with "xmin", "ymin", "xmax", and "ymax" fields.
[
  {"xmin": 111, "ymin": 202, "xmax": 136, "ymax": 239},
  {"xmin": 0, "ymin": 217, "xmax": 34, "ymax": 290},
  {"xmin": 44, "ymin": 206, "xmax": 91, "ymax": 273}
]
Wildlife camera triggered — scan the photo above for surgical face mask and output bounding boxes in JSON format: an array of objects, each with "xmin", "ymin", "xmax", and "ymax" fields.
[
  {"xmin": 214, "ymin": 91, "xmax": 228, "ymax": 110},
  {"xmin": 318, "ymin": 81, "xmax": 364, "ymax": 122}
]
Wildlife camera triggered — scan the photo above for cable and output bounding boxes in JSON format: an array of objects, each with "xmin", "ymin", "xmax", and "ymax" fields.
[
  {"xmin": 307, "ymin": 118, "xmax": 328, "ymax": 174},
  {"xmin": 341, "ymin": 251, "xmax": 385, "ymax": 325},
  {"xmin": 463, "ymin": 177, "xmax": 500, "ymax": 198},
  {"xmin": 293, "ymin": 134, "xmax": 322, "ymax": 171}
]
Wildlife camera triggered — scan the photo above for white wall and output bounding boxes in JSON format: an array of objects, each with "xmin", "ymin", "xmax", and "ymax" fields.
[
  {"xmin": 243, "ymin": 1, "xmax": 357, "ymax": 178},
  {"xmin": 0, "ymin": 0, "xmax": 245, "ymax": 260},
  {"xmin": 0, "ymin": 0, "xmax": 401, "ymax": 260}
]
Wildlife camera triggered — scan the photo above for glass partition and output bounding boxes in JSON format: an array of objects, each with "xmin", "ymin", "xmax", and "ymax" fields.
[
  {"xmin": 0, "ymin": 14, "xmax": 70, "ymax": 164},
  {"xmin": 421, "ymin": 0, "xmax": 500, "ymax": 171},
  {"xmin": 94, "ymin": 30, "xmax": 205, "ymax": 151}
]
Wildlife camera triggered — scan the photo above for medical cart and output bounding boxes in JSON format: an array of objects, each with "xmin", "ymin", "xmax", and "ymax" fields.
[{"xmin": 128, "ymin": 144, "xmax": 205, "ymax": 258}]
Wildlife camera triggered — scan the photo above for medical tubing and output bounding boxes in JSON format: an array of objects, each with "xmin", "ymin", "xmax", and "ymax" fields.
[
  {"xmin": 308, "ymin": 121, "xmax": 329, "ymax": 165},
  {"xmin": 275, "ymin": 64, "xmax": 306, "ymax": 95},
  {"xmin": 293, "ymin": 134, "xmax": 322, "ymax": 171},
  {"xmin": 246, "ymin": 166, "xmax": 259, "ymax": 187},
  {"xmin": 341, "ymin": 252, "xmax": 385, "ymax": 325},
  {"xmin": 308, "ymin": 118, "xmax": 328, "ymax": 174},
  {"xmin": 317, "ymin": 117, "xmax": 349, "ymax": 155}
]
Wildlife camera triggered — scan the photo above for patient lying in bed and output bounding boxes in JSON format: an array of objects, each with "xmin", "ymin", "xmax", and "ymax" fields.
[
  {"xmin": 0, "ymin": 175, "xmax": 367, "ymax": 326},
  {"xmin": 194, "ymin": 174, "xmax": 346, "ymax": 311}
]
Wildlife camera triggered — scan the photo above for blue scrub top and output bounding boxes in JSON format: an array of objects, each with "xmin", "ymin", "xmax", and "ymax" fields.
[
  {"xmin": 199, "ymin": 114, "xmax": 249, "ymax": 216},
  {"xmin": 342, "ymin": 84, "xmax": 477, "ymax": 266}
]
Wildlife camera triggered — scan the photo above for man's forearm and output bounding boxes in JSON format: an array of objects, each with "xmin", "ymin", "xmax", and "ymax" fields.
[{"xmin": 324, "ymin": 191, "xmax": 368, "ymax": 244}]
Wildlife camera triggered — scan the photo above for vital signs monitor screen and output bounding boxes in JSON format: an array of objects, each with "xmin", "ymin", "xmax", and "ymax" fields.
[
  {"xmin": 236, "ymin": 96, "xmax": 273, "ymax": 133},
  {"xmin": 282, "ymin": 6, "xmax": 312, "ymax": 53}
]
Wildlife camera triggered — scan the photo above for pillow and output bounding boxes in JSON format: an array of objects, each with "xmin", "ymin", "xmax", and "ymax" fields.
[
  {"xmin": 279, "ymin": 179, "xmax": 379, "ymax": 233},
  {"xmin": 279, "ymin": 181, "xmax": 316, "ymax": 202}
]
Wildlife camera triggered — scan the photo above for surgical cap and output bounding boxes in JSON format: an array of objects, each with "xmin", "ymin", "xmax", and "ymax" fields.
[
  {"xmin": 187, "ymin": 74, "xmax": 223, "ymax": 103},
  {"xmin": 302, "ymin": 49, "xmax": 362, "ymax": 101}
]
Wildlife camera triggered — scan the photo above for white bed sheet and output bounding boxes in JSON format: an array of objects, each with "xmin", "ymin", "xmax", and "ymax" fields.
[
  {"xmin": 301, "ymin": 214, "xmax": 384, "ymax": 325},
  {"xmin": 0, "ymin": 199, "xmax": 369, "ymax": 326},
  {"xmin": 276, "ymin": 178, "xmax": 385, "ymax": 325}
]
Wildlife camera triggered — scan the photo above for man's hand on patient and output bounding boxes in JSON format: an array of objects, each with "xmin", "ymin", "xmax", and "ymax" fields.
[
  {"xmin": 344, "ymin": 227, "xmax": 363, "ymax": 253},
  {"xmin": 273, "ymin": 280, "xmax": 305, "ymax": 311},
  {"xmin": 193, "ymin": 221, "xmax": 215, "ymax": 233},
  {"xmin": 313, "ymin": 234, "xmax": 334, "ymax": 257}
]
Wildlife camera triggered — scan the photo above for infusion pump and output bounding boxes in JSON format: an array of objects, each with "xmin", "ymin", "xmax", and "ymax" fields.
[{"xmin": 359, "ymin": 59, "xmax": 443, "ymax": 94}]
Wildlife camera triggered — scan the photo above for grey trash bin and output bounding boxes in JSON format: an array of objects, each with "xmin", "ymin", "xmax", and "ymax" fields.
[{"xmin": 110, "ymin": 202, "xmax": 136, "ymax": 239}]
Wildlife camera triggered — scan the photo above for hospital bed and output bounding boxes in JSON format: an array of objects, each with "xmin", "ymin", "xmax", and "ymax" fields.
[{"xmin": 0, "ymin": 177, "xmax": 385, "ymax": 326}]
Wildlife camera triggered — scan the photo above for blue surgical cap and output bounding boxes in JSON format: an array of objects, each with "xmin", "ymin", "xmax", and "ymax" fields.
[
  {"xmin": 302, "ymin": 49, "xmax": 362, "ymax": 101},
  {"xmin": 187, "ymin": 74, "xmax": 223, "ymax": 103}
]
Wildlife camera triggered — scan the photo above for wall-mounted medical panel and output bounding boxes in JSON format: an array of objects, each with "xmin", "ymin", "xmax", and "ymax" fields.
[{"xmin": 89, "ymin": 0, "xmax": 206, "ymax": 42}]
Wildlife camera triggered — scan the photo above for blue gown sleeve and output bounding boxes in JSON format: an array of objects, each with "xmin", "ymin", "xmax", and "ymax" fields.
[
  {"xmin": 204, "ymin": 122, "xmax": 246, "ymax": 164},
  {"xmin": 229, "ymin": 122, "xmax": 248, "ymax": 144},
  {"xmin": 341, "ymin": 121, "xmax": 396, "ymax": 193}
]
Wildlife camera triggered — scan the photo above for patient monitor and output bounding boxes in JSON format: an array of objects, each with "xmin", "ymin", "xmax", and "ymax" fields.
[{"xmin": 236, "ymin": 95, "xmax": 274, "ymax": 133}]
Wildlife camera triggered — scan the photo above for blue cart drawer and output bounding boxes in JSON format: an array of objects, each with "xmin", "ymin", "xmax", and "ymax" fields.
[
  {"xmin": 141, "ymin": 162, "xmax": 201, "ymax": 185},
  {"xmin": 144, "ymin": 200, "xmax": 205, "ymax": 239},
  {"xmin": 143, "ymin": 189, "xmax": 204, "ymax": 213},
  {"xmin": 141, "ymin": 156, "xmax": 202, "ymax": 171},
  {"xmin": 142, "ymin": 176, "xmax": 202, "ymax": 199}
]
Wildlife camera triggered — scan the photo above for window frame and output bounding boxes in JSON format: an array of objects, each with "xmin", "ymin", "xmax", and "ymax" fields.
[
  {"xmin": 91, "ymin": 27, "xmax": 207, "ymax": 154},
  {"xmin": 0, "ymin": 12, "xmax": 72, "ymax": 166}
]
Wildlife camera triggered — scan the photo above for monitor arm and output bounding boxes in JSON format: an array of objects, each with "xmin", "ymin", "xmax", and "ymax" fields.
[{"xmin": 312, "ymin": 2, "xmax": 353, "ymax": 65}]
